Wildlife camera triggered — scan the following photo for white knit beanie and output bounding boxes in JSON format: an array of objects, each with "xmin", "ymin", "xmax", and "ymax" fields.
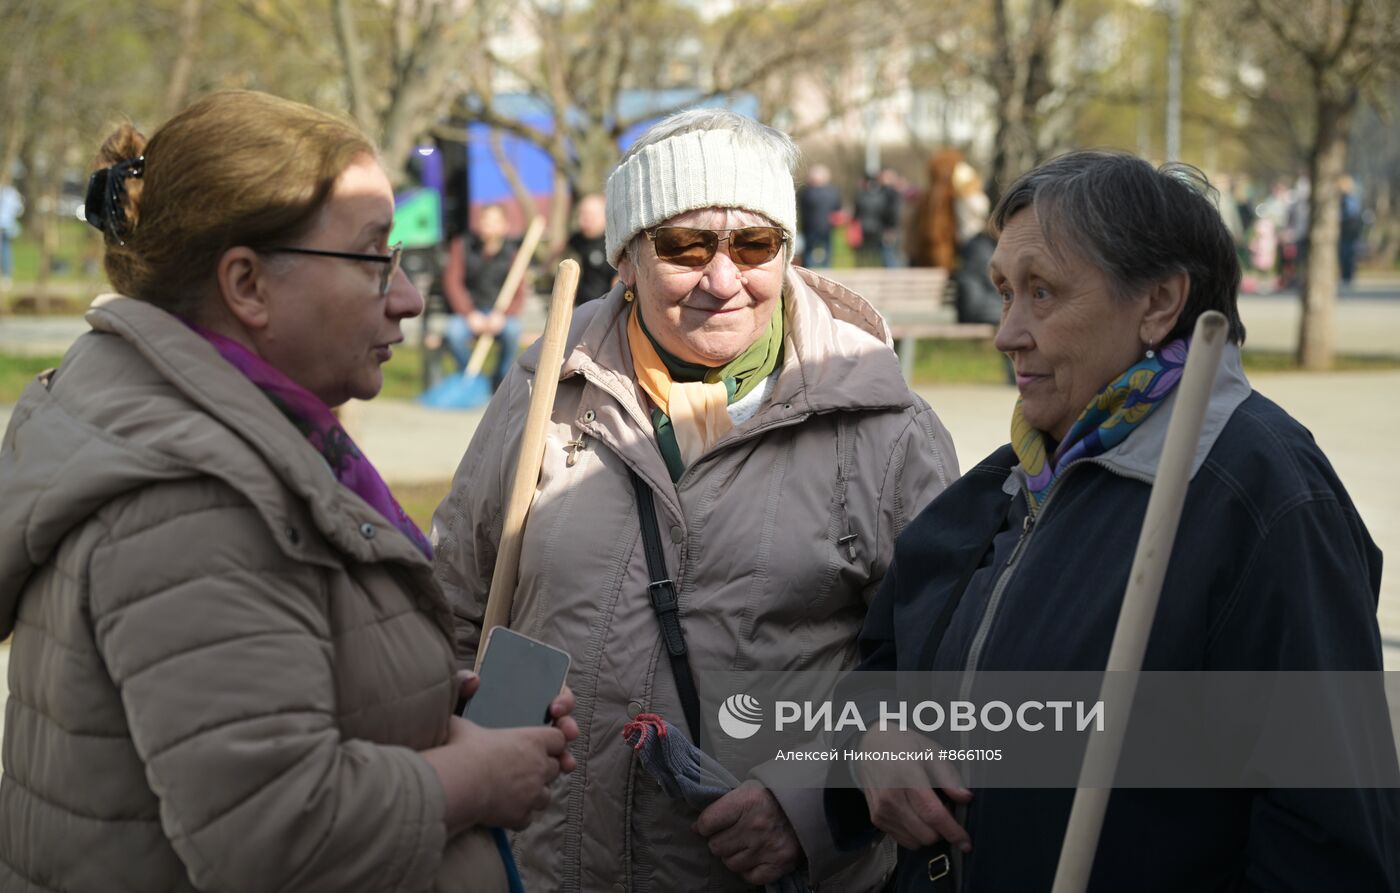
[{"xmin": 604, "ymin": 128, "xmax": 797, "ymax": 266}]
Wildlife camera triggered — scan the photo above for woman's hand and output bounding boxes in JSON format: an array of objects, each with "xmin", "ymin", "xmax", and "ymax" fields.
[
  {"xmin": 855, "ymin": 729, "xmax": 974, "ymax": 853},
  {"xmin": 693, "ymin": 779, "xmax": 803, "ymax": 885},
  {"xmin": 454, "ymin": 671, "xmax": 579, "ymax": 774},
  {"xmin": 423, "ymin": 673, "xmax": 581, "ymax": 833},
  {"xmin": 423, "ymin": 717, "xmax": 566, "ymax": 833}
]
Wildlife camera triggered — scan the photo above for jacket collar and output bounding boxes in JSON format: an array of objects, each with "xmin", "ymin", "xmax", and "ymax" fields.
[
  {"xmin": 1005, "ymin": 344, "xmax": 1252, "ymax": 496},
  {"xmin": 81, "ymin": 295, "xmax": 431, "ymax": 569},
  {"xmin": 1096, "ymin": 343, "xmax": 1251, "ymax": 482}
]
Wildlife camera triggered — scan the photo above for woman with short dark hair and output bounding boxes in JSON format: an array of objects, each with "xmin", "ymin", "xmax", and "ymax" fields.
[{"xmin": 826, "ymin": 150, "xmax": 1396, "ymax": 891}]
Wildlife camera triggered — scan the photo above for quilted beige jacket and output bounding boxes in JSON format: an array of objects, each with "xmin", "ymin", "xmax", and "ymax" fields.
[
  {"xmin": 433, "ymin": 268, "xmax": 959, "ymax": 892},
  {"xmin": 0, "ymin": 296, "xmax": 505, "ymax": 892}
]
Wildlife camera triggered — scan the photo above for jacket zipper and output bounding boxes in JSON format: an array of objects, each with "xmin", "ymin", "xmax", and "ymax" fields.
[
  {"xmin": 957, "ymin": 504, "xmax": 1035, "ymax": 705},
  {"xmin": 957, "ymin": 456, "xmax": 1154, "ymax": 691}
]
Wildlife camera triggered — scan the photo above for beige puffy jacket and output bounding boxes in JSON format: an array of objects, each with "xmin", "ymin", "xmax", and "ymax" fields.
[
  {"xmin": 433, "ymin": 269, "xmax": 959, "ymax": 892},
  {"xmin": 0, "ymin": 297, "xmax": 505, "ymax": 892}
]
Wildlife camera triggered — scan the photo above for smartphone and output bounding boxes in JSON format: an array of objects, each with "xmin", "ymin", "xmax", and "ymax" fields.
[{"xmin": 463, "ymin": 627, "xmax": 572, "ymax": 728}]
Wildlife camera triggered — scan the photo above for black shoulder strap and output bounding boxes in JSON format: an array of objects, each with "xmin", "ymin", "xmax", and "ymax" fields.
[{"xmin": 629, "ymin": 469, "xmax": 703, "ymax": 746}]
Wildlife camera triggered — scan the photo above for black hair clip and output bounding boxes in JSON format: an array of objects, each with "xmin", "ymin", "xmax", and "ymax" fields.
[{"xmin": 84, "ymin": 156, "xmax": 145, "ymax": 244}]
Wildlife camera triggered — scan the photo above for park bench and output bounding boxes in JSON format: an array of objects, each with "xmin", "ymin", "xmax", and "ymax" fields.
[{"xmin": 816, "ymin": 267, "xmax": 997, "ymax": 381}]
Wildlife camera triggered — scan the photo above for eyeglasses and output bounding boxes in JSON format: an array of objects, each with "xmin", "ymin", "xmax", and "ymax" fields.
[
  {"xmin": 645, "ymin": 226, "xmax": 786, "ymax": 268},
  {"xmin": 262, "ymin": 242, "xmax": 404, "ymax": 295}
]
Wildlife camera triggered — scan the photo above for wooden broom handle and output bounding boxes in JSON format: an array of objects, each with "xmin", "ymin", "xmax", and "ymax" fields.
[
  {"xmin": 474, "ymin": 259, "xmax": 580, "ymax": 669},
  {"xmin": 465, "ymin": 215, "xmax": 547, "ymax": 377},
  {"xmin": 1051, "ymin": 311, "xmax": 1230, "ymax": 892}
]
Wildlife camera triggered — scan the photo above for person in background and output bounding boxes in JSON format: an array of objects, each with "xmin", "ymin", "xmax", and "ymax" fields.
[
  {"xmin": 876, "ymin": 168, "xmax": 905, "ymax": 267},
  {"xmin": 854, "ymin": 171, "xmax": 902, "ymax": 268},
  {"xmin": 797, "ymin": 162, "xmax": 843, "ymax": 267},
  {"xmin": 1234, "ymin": 178, "xmax": 1257, "ymax": 240},
  {"xmin": 1211, "ymin": 173, "xmax": 1245, "ymax": 250},
  {"xmin": 0, "ymin": 181, "xmax": 22, "ymax": 288},
  {"xmin": 564, "ymin": 192, "xmax": 616, "ymax": 304},
  {"xmin": 1282, "ymin": 173, "xmax": 1310, "ymax": 288},
  {"xmin": 950, "ymin": 160, "xmax": 999, "ymax": 325},
  {"xmin": 0, "ymin": 89, "xmax": 577, "ymax": 893},
  {"xmin": 433, "ymin": 108, "xmax": 958, "ymax": 892},
  {"xmin": 442, "ymin": 203, "xmax": 527, "ymax": 391},
  {"xmin": 908, "ymin": 148, "xmax": 963, "ymax": 271},
  {"xmin": 1339, "ymin": 174, "xmax": 1364, "ymax": 286}
]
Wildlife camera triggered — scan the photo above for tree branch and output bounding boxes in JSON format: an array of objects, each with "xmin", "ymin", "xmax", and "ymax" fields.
[
  {"xmin": 331, "ymin": 0, "xmax": 376, "ymax": 132},
  {"xmin": 1245, "ymin": 0, "xmax": 1326, "ymax": 67}
]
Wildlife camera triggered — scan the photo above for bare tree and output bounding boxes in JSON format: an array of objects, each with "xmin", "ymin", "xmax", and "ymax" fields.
[
  {"xmin": 895, "ymin": 0, "xmax": 1078, "ymax": 203},
  {"xmin": 1242, "ymin": 0, "xmax": 1400, "ymax": 368},
  {"xmin": 327, "ymin": 0, "xmax": 477, "ymax": 186},
  {"xmin": 165, "ymin": 0, "xmax": 205, "ymax": 117},
  {"xmin": 455, "ymin": 0, "xmax": 899, "ymax": 248},
  {"xmin": 986, "ymin": 0, "xmax": 1068, "ymax": 203},
  {"xmin": 1350, "ymin": 79, "xmax": 1400, "ymax": 267}
]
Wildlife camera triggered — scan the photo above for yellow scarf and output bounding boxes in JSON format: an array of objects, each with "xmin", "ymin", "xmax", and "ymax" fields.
[{"xmin": 627, "ymin": 307, "xmax": 733, "ymax": 467}]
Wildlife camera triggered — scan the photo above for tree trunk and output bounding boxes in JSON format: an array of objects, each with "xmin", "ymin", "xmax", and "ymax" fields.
[
  {"xmin": 575, "ymin": 126, "xmax": 620, "ymax": 197},
  {"xmin": 989, "ymin": 98, "xmax": 1028, "ymax": 208},
  {"xmin": 164, "ymin": 0, "xmax": 204, "ymax": 117},
  {"xmin": 1372, "ymin": 178, "xmax": 1398, "ymax": 267},
  {"xmin": 35, "ymin": 164, "xmax": 60, "ymax": 314},
  {"xmin": 548, "ymin": 169, "xmax": 571, "ymax": 260},
  {"xmin": 1296, "ymin": 88, "xmax": 1354, "ymax": 370},
  {"xmin": 331, "ymin": 0, "xmax": 375, "ymax": 134},
  {"xmin": 489, "ymin": 129, "xmax": 539, "ymax": 223},
  {"xmin": 0, "ymin": 114, "xmax": 25, "ymax": 196}
]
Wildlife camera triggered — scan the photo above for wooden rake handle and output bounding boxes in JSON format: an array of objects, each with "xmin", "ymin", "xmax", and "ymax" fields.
[
  {"xmin": 465, "ymin": 215, "xmax": 547, "ymax": 378},
  {"xmin": 474, "ymin": 259, "xmax": 580, "ymax": 669},
  {"xmin": 1050, "ymin": 310, "xmax": 1230, "ymax": 893}
]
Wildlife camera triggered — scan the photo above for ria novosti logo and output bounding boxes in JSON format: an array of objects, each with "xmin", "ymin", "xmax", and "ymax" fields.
[
  {"xmin": 717, "ymin": 693, "xmax": 764, "ymax": 739},
  {"xmin": 715, "ymin": 689, "xmax": 1107, "ymax": 740}
]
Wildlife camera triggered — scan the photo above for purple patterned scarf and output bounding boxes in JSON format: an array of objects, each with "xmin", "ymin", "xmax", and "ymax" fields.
[{"xmin": 189, "ymin": 322, "xmax": 432, "ymax": 559}]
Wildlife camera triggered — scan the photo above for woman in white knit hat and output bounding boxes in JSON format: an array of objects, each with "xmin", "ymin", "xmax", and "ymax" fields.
[{"xmin": 432, "ymin": 108, "xmax": 959, "ymax": 891}]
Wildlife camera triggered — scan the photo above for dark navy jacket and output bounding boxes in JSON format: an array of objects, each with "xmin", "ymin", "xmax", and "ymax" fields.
[{"xmin": 827, "ymin": 350, "xmax": 1397, "ymax": 892}]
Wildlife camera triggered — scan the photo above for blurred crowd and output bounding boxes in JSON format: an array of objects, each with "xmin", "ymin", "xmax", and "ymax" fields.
[{"xmin": 1219, "ymin": 172, "xmax": 1369, "ymax": 293}]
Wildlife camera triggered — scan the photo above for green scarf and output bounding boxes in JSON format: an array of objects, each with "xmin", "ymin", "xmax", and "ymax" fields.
[{"xmin": 639, "ymin": 302, "xmax": 785, "ymax": 481}]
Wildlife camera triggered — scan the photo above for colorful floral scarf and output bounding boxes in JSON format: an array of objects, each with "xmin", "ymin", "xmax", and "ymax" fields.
[
  {"xmin": 1012, "ymin": 337, "xmax": 1189, "ymax": 515},
  {"xmin": 189, "ymin": 322, "xmax": 433, "ymax": 559}
]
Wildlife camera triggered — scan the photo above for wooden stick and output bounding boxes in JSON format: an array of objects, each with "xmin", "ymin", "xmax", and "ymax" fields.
[
  {"xmin": 474, "ymin": 259, "xmax": 580, "ymax": 669},
  {"xmin": 1050, "ymin": 311, "xmax": 1230, "ymax": 893},
  {"xmin": 465, "ymin": 215, "xmax": 547, "ymax": 378}
]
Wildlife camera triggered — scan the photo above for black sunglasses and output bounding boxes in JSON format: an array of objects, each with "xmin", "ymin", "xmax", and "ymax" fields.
[
  {"xmin": 262, "ymin": 243, "xmax": 404, "ymax": 295},
  {"xmin": 645, "ymin": 226, "xmax": 786, "ymax": 268}
]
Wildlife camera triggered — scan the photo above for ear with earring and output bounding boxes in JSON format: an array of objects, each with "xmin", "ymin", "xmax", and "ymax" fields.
[
  {"xmin": 623, "ymin": 285, "xmax": 635, "ymax": 303},
  {"xmin": 1144, "ymin": 342, "xmax": 1157, "ymax": 360}
]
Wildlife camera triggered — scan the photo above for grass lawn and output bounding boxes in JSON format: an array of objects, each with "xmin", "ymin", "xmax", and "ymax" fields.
[
  {"xmin": 910, "ymin": 339, "xmax": 1010, "ymax": 385},
  {"xmin": 9, "ymin": 339, "xmax": 1400, "ymax": 407},
  {"xmin": 393, "ymin": 479, "xmax": 454, "ymax": 531},
  {"xmin": 0, "ymin": 354, "xmax": 64, "ymax": 402},
  {"xmin": 907, "ymin": 341, "xmax": 1400, "ymax": 386},
  {"xmin": 1239, "ymin": 350, "xmax": 1400, "ymax": 373},
  {"xmin": 5, "ymin": 218, "xmax": 104, "ymax": 283},
  {"xmin": 381, "ymin": 344, "xmax": 434, "ymax": 401}
]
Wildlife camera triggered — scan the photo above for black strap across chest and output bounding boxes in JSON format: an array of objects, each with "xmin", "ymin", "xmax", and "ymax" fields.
[{"xmin": 629, "ymin": 469, "xmax": 703, "ymax": 746}]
